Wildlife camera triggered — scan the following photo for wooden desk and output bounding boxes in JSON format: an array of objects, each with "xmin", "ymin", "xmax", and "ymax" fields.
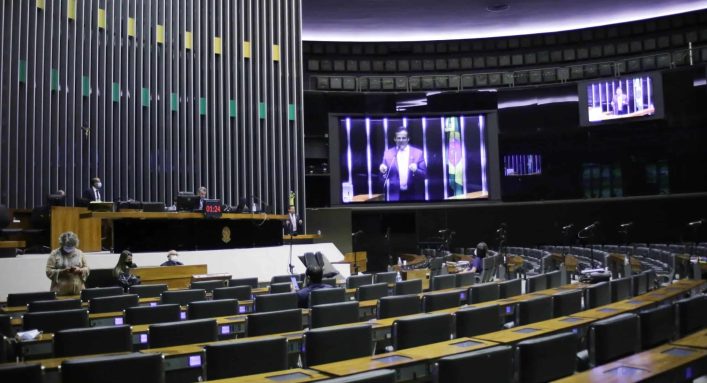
[
  {"xmin": 51, "ymin": 206, "xmax": 102, "ymax": 251},
  {"xmin": 207, "ymin": 368, "xmax": 330, "ymax": 383},
  {"xmin": 474, "ymin": 324, "xmax": 555, "ymax": 344},
  {"xmin": 671, "ymin": 328, "xmax": 707, "ymax": 349},
  {"xmin": 132, "ymin": 264, "xmax": 208, "ymax": 289}
]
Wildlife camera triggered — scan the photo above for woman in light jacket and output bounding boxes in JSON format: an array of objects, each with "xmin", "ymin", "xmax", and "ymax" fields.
[{"xmin": 45, "ymin": 231, "xmax": 90, "ymax": 296}]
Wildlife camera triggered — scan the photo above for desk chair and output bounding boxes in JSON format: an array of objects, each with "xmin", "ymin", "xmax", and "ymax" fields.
[
  {"xmin": 60, "ymin": 352, "xmax": 164, "ymax": 383},
  {"xmin": 356, "ymin": 283, "xmax": 389, "ymax": 301},
  {"xmin": 254, "ymin": 292, "xmax": 298, "ymax": 313},
  {"xmin": 229, "ymin": 277, "xmax": 259, "ymax": 288},
  {"xmin": 129, "ymin": 283, "xmax": 168, "ymax": 298},
  {"xmin": 422, "ymin": 290, "xmax": 461, "ymax": 312},
  {"xmin": 213, "ymin": 286, "xmax": 251, "ymax": 301},
  {"xmin": 188, "ymin": 299, "xmax": 239, "ymax": 319},
  {"xmin": 515, "ymin": 295, "xmax": 553, "ymax": 326},
  {"xmin": 346, "ymin": 274, "xmax": 374, "ymax": 289},
  {"xmin": 454, "ymin": 305, "xmax": 503, "ymax": 338},
  {"xmin": 310, "ymin": 287, "xmax": 346, "ymax": 307},
  {"xmin": 467, "ymin": 282, "xmax": 500, "ymax": 304},
  {"xmin": 0, "ymin": 314, "xmax": 12, "ymax": 338},
  {"xmin": 269, "ymin": 282, "xmax": 292, "ymax": 294},
  {"xmin": 303, "ymin": 324, "xmax": 373, "ymax": 367},
  {"xmin": 479, "ymin": 256, "xmax": 497, "ymax": 283},
  {"xmin": 160, "ymin": 289, "xmax": 207, "ymax": 306},
  {"xmin": 22, "ymin": 308, "xmax": 89, "ymax": 333},
  {"xmin": 374, "ymin": 272, "xmax": 398, "ymax": 284},
  {"xmin": 54, "ymin": 325, "xmax": 132, "ymax": 357},
  {"xmin": 271, "ymin": 274, "xmax": 300, "ymax": 285},
  {"xmin": 584, "ymin": 281, "xmax": 611, "ymax": 309},
  {"xmin": 610, "ymin": 277, "xmax": 632, "ymax": 302},
  {"xmin": 516, "ymin": 332, "xmax": 577, "ymax": 383},
  {"xmin": 27, "ymin": 298, "xmax": 81, "ymax": 312},
  {"xmin": 526, "ymin": 274, "xmax": 547, "ymax": 293},
  {"xmin": 585, "ymin": 313, "xmax": 641, "ymax": 368},
  {"xmin": 631, "ymin": 272, "xmax": 648, "ymax": 296},
  {"xmin": 546, "ymin": 270, "xmax": 562, "ymax": 288},
  {"xmin": 675, "ymin": 294, "xmax": 706, "ymax": 337},
  {"xmin": 205, "ymin": 337, "xmax": 288, "ymax": 380},
  {"xmin": 499, "ymin": 278, "xmax": 522, "ymax": 298},
  {"xmin": 435, "ymin": 345, "xmax": 514, "ymax": 383},
  {"xmin": 80, "ymin": 286, "xmax": 124, "ymax": 302},
  {"xmin": 430, "ymin": 274, "xmax": 456, "ymax": 291},
  {"xmin": 552, "ymin": 289, "xmax": 583, "ymax": 317},
  {"xmin": 88, "ymin": 294, "xmax": 139, "ymax": 314},
  {"xmin": 148, "ymin": 318, "xmax": 218, "ymax": 348},
  {"xmin": 455, "ymin": 272, "xmax": 476, "ymax": 288},
  {"xmin": 377, "ymin": 294, "xmax": 421, "ymax": 319},
  {"xmin": 190, "ymin": 280, "xmax": 226, "ymax": 293},
  {"xmin": 0, "ymin": 363, "xmax": 42, "ymax": 383},
  {"xmin": 310, "ymin": 301, "xmax": 359, "ymax": 328},
  {"xmin": 394, "ymin": 279, "xmax": 422, "ymax": 295},
  {"xmin": 321, "ymin": 277, "xmax": 337, "ymax": 287},
  {"xmin": 246, "ymin": 308, "xmax": 302, "ymax": 336},
  {"xmin": 315, "ymin": 369, "xmax": 395, "ymax": 383},
  {"xmin": 392, "ymin": 313, "xmax": 453, "ymax": 350},
  {"xmin": 7, "ymin": 291, "xmax": 55, "ymax": 307},
  {"xmin": 124, "ymin": 304, "xmax": 181, "ymax": 325},
  {"xmin": 639, "ymin": 304, "xmax": 677, "ymax": 350}
]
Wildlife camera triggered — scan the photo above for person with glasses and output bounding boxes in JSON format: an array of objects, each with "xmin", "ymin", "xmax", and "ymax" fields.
[{"xmin": 378, "ymin": 127, "xmax": 427, "ymax": 201}]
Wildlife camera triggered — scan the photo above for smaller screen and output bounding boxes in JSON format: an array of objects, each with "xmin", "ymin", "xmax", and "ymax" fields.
[
  {"xmin": 585, "ymin": 75, "xmax": 656, "ymax": 122},
  {"xmin": 503, "ymin": 154, "xmax": 541, "ymax": 176}
]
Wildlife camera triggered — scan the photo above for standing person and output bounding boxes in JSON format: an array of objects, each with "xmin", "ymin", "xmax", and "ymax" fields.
[
  {"xmin": 82, "ymin": 177, "xmax": 103, "ymax": 202},
  {"xmin": 284, "ymin": 205, "xmax": 303, "ymax": 235},
  {"xmin": 297, "ymin": 265, "xmax": 330, "ymax": 308},
  {"xmin": 197, "ymin": 186, "xmax": 208, "ymax": 210},
  {"xmin": 468, "ymin": 242, "xmax": 488, "ymax": 273},
  {"xmin": 113, "ymin": 250, "xmax": 140, "ymax": 290},
  {"xmin": 161, "ymin": 250, "xmax": 184, "ymax": 266},
  {"xmin": 45, "ymin": 232, "xmax": 90, "ymax": 296},
  {"xmin": 379, "ymin": 127, "xmax": 427, "ymax": 201}
]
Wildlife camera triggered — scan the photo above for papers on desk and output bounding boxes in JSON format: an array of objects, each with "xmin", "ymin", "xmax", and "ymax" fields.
[{"xmin": 16, "ymin": 329, "xmax": 41, "ymax": 341}]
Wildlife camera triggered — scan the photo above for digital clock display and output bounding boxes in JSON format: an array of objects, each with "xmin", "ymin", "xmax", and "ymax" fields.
[{"xmin": 203, "ymin": 199, "xmax": 223, "ymax": 218}]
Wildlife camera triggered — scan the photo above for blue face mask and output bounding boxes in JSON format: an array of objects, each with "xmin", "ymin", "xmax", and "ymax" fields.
[{"xmin": 62, "ymin": 246, "xmax": 76, "ymax": 254}]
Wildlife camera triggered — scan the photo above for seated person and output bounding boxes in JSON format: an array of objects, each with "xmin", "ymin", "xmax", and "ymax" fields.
[
  {"xmin": 160, "ymin": 250, "xmax": 184, "ymax": 266},
  {"xmin": 297, "ymin": 265, "xmax": 330, "ymax": 308},
  {"xmin": 468, "ymin": 242, "xmax": 488, "ymax": 273}
]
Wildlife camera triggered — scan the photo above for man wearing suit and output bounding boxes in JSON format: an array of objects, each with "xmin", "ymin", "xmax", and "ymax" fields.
[
  {"xmin": 284, "ymin": 204, "xmax": 302, "ymax": 235},
  {"xmin": 197, "ymin": 186, "xmax": 207, "ymax": 210},
  {"xmin": 82, "ymin": 177, "xmax": 103, "ymax": 203},
  {"xmin": 379, "ymin": 127, "xmax": 427, "ymax": 201}
]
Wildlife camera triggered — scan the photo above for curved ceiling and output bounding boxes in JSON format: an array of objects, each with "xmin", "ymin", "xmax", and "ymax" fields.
[{"xmin": 302, "ymin": 0, "xmax": 707, "ymax": 42}]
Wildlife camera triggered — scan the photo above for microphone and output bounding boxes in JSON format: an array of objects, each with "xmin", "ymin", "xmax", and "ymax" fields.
[
  {"xmin": 688, "ymin": 219, "xmax": 705, "ymax": 227},
  {"xmin": 582, "ymin": 221, "xmax": 600, "ymax": 232},
  {"xmin": 352, "ymin": 230, "xmax": 363, "ymax": 237},
  {"xmin": 619, "ymin": 222, "xmax": 634, "ymax": 229},
  {"xmin": 438, "ymin": 228, "xmax": 450, "ymax": 234},
  {"xmin": 562, "ymin": 224, "xmax": 574, "ymax": 231}
]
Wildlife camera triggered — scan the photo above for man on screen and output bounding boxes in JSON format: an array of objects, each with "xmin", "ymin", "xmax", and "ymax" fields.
[{"xmin": 379, "ymin": 127, "xmax": 427, "ymax": 201}]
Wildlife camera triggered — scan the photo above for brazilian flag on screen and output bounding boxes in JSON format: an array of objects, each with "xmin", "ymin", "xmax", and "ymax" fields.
[{"xmin": 445, "ymin": 117, "xmax": 463, "ymax": 197}]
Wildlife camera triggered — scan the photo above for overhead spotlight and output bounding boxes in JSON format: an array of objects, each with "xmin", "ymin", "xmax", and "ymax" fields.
[{"xmin": 486, "ymin": 3, "xmax": 510, "ymax": 12}]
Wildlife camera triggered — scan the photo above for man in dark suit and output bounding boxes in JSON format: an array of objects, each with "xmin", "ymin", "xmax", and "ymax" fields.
[
  {"xmin": 284, "ymin": 204, "xmax": 302, "ymax": 235},
  {"xmin": 197, "ymin": 186, "xmax": 207, "ymax": 210},
  {"xmin": 379, "ymin": 127, "xmax": 427, "ymax": 201},
  {"xmin": 82, "ymin": 177, "xmax": 103, "ymax": 202}
]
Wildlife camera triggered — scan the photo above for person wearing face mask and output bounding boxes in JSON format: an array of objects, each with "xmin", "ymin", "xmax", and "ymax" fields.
[
  {"xmin": 114, "ymin": 250, "xmax": 140, "ymax": 290},
  {"xmin": 81, "ymin": 177, "xmax": 104, "ymax": 202},
  {"xmin": 45, "ymin": 231, "xmax": 90, "ymax": 296},
  {"xmin": 161, "ymin": 250, "xmax": 184, "ymax": 266}
]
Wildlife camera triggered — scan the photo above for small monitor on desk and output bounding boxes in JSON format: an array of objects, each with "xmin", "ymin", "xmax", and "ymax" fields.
[
  {"xmin": 142, "ymin": 202, "xmax": 165, "ymax": 212},
  {"xmin": 46, "ymin": 194, "xmax": 66, "ymax": 207},
  {"xmin": 176, "ymin": 192, "xmax": 199, "ymax": 211},
  {"xmin": 88, "ymin": 201, "xmax": 114, "ymax": 212}
]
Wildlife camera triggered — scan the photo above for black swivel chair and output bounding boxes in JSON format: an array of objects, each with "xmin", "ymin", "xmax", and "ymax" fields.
[
  {"xmin": 148, "ymin": 318, "xmax": 218, "ymax": 348},
  {"xmin": 675, "ymin": 294, "xmax": 706, "ymax": 337},
  {"xmin": 422, "ymin": 291, "xmax": 461, "ymax": 312},
  {"xmin": 60, "ymin": 352, "xmax": 164, "ymax": 383},
  {"xmin": 430, "ymin": 274, "xmax": 456, "ymax": 291},
  {"xmin": 515, "ymin": 295, "xmax": 553, "ymax": 326},
  {"xmin": 128, "ymin": 284, "xmax": 168, "ymax": 298},
  {"xmin": 584, "ymin": 281, "xmax": 611, "ymax": 309},
  {"xmin": 516, "ymin": 332, "xmax": 577, "ymax": 383},
  {"xmin": 27, "ymin": 298, "xmax": 82, "ymax": 312},
  {"xmin": 552, "ymin": 289, "xmax": 583, "ymax": 317},
  {"xmin": 455, "ymin": 272, "xmax": 476, "ymax": 288},
  {"xmin": 394, "ymin": 279, "xmax": 422, "ymax": 295},
  {"xmin": 54, "ymin": 325, "xmax": 132, "ymax": 357},
  {"xmin": 271, "ymin": 274, "xmax": 299, "ymax": 285},
  {"xmin": 321, "ymin": 277, "xmax": 338, "ymax": 287},
  {"xmin": 498, "ymin": 279, "xmax": 522, "ymax": 298},
  {"xmin": 229, "ymin": 277, "xmax": 259, "ymax": 288},
  {"xmin": 268, "ymin": 282, "xmax": 292, "ymax": 294},
  {"xmin": 246, "ymin": 308, "xmax": 303, "ymax": 336},
  {"xmin": 0, "ymin": 314, "xmax": 13, "ymax": 338},
  {"xmin": 0, "ymin": 363, "xmax": 43, "ymax": 383},
  {"xmin": 204, "ymin": 337, "xmax": 288, "ymax": 380},
  {"xmin": 639, "ymin": 304, "xmax": 677, "ymax": 350},
  {"xmin": 374, "ymin": 272, "xmax": 398, "ymax": 285},
  {"xmin": 315, "ymin": 370, "xmax": 395, "ymax": 383},
  {"xmin": 310, "ymin": 301, "xmax": 359, "ymax": 328},
  {"xmin": 631, "ymin": 273, "xmax": 648, "ymax": 296},
  {"xmin": 80, "ymin": 286, "xmax": 124, "ymax": 302},
  {"xmin": 435, "ymin": 345, "xmax": 514, "ymax": 383},
  {"xmin": 346, "ymin": 274, "xmax": 374, "ymax": 289},
  {"xmin": 545, "ymin": 270, "xmax": 562, "ymax": 288},
  {"xmin": 124, "ymin": 304, "xmax": 181, "ymax": 325},
  {"xmin": 610, "ymin": 277, "xmax": 632, "ymax": 302},
  {"xmin": 377, "ymin": 294, "xmax": 421, "ymax": 319},
  {"xmin": 526, "ymin": 274, "xmax": 547, "ymax": 293},
  {"xmin": 187, "ymin": 299, "xmax": 239, "ymax": 319},
  {"xmin": 88, "ymin": 294, "xmax": 139, "ymax": 314},
  {"xmin": 160, "ymin": 289, "xmax": 207, "ymax": 306},
  {"xmin": 392, "ymin": 313, "xmax": 454, "ymax": 350},
  {"xmin": 467, "ymin": 282, "xmax": 500, "ymax": 304},
  {"xmin": 254, "ymin": 292, "xmax": 298, "ymax": 313},
  {"xmin": 310, "ymin": 287, "xmax": 346, "ymax": 307},
  {"xmin": 355, "ymin": 283, "xmax": 389, "ymax": 301},
  {"xmin": 586, "ymin": 313, "xmax": 641, "ymax": 367},
  {"xmin": 7, "ymin": 291, "xmax": 56, "ymax": 307},
  {"xmin": 190, "ymin": 280, "xmax": 227, "ymax": 293},
  {"xmin": 213, "ymin": 286, "xmax": 252, "ymax": 301},
  {"xmin": 454, "ymin": 305, "xmax": 503, "ymax": 338},
  {"xmin": 303, "ymin": 324, "xmax": 373, "ymax": 367},
  {"xmin": 22, "ymin": 308, "xmax": 89, "ymax": 333}
]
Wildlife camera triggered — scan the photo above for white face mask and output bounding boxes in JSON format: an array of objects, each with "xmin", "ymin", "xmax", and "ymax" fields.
[
  {"xmin": 168, "ymin": 255, "xmax": 178, "ymax": 262},
  {"xmin": 95, "ymin": 182, "xmax": 102, "ymax": 189},
  {"xmin": 63, "ymin": 246, "xmax": 76, "ymax": 254}
]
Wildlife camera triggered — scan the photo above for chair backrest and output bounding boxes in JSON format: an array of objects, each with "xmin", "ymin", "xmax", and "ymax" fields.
[
  {"xmin": 422, "ymin": 291, "xmax": 460, "ymax": 312},
  {"xmin": 610, "ymin": 277, "xmax": 632, "ymax": 302},
  {"xmin": 190, "ymin": 280, "xmax": 226, "ymax": 293},
  {"xmin": 374, "ymin": 272, "xmax": 397, "ymax": 284},
  {"xmin": 160, "ymin": 289, "xmax": 207, "ymax": 306},
  {"xmin": 310, "ymin": 301, "xmax": 360, "ymax": 328},
  {"xmin": 346, "ymin": 274, "xmax": 374, "ymax": 289},
  {"xmin": 467, "ymin": 282, "xmax": 500, "ymax": 304},
  {"xmin": 246, "ymin": 308, "xmax": 303, "ymax": 336},
  {"xmin": 0, "ymin": 314, "xmax": 13, "ymax": 338},
  {"xmin": 7, "ymin": 291, "xmax": 55, "ymax": 307},
  {"xmin": 516, "ymin": 295, "xmax": 553, "ymax": 326},
  {"xmin": 268, "ymin": 282, "xmax": 292, "ymax": 294},
  {"xmin": 454, "ymin": 305, "xmax": 502, "ymax": 338},
  {"xmin": 394, "ymin": 279, "xmax": 422, "ymax": 295},
  {"xmin": 204, "ymin": 337, "xmax": 288, "ymax": 380},
  {"xmin": 321, "ymin": 277, "xmax": 337, "ymax": 287},
  {"xmin": 124, "ymin": 304, "xmax": 181, "ymax": 325},
  {"xmin": 88, "ymin": 294, "xmax": 139, "ymax": 314},
  {"xmin": 60, "ymin": 352, "xmax": 164, "ymax": 383},
  {"xmin": 229, "ymin": 277, "xmax": 259, "ymax": 288},
  {"xmin": 675, "ymin": 294, "xmax": 706, "ymax": 337},
  {"xmin": 213, "ymin": 285, "xmax": 252, "ymax": 301},
  {"xmin": 639, "ymin": 304, "xmax": 676, "ymax": 350},
  {"xmin": 584, "ymin": 281, "xmax": 611, "ymax": 309},
  {"xmin": 314, "ymin": 369, "xmax": 396, "ymax": 383},
  {"xmin": 0, "ymin": 363, "xmax": 42, "ymax": 383},
  {"xmin": 478, "ymin": 256, "xmax": 496, "ymax": 283},
  {"xmin": 631, "ymin": 273, "xmax": 648, "ymax": 296},
  {"xmin": 435, "ymin": 345, "xmax": 514, "ymax": 383},
  {"xmin": 552, "ymin": 289, "xmax": 583, "ymax": 317},
  {"xmin": 254, "ymin": 292, "xmax": 298, "ymax": 313},
  {"xmin": 310, "ymin": 287, "xmax": 346, "ymax": 307},
  {"xmin": 455, "ymin": 272, "xmax": 476, "ymax": 287},
  {"xmin": 392, "ymin": 313, "xmax": 453, "ymax": 350},
  {"xmin": 430, "ymin": 274, "xmax": 456, "ymax": 291},
  {"xmin": 516, "ymin": 332, "xmax": 577, "ymax": 383},
  {"xmin": 148, "ymin": 318, "xmax": 218, "ymax": 348},
  {"xmin": 128, "ymin": 284, "xmax": 168, "ymax": 298},
  {"xmin": 270, "ymin": 274, "xmax": 297, "ymax": 284},
  {"xmin": 545, "ymin": 270, "xmax": 562, "ymax": 288},
  {"xmin": 303, "ymin": 324, "xmax": 372, "ymax": 367},
  {"xmin": 22, "ymin": 308, "xmax": 89, "ymax": 333},
  {"xmin": 589, "ymin": 313, "xmax": 641, "ymax": 367},
  {"xmin": 498, "ymin": 278, "xmax": 522, "ymax": 298},
  {"xmin": 355, "ymin": 283, "xmax": 389, "ymax": 301},
  {"xmin": 377, "ymin": 294, "xmax": 421, "ymax": 319},
  {"xmin": 80, "ymin": 287, "xmax": 124, "ymax": 302},
  {"xmin": 526, "ymin": 274, "xmax": 547, "ymax": 293},
  {"xmin": 188, "ymin": 299, "xmax": 239, "ymax": 319},
  {"xmin": 54, "ymin": 325, "xmax": 132, "ymax": 357},
  {"xmin": 27, "ymin": 298, "xmax": 82, "ymax": 312}
]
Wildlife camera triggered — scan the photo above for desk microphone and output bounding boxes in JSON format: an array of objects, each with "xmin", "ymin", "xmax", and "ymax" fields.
[
  {"xmin": 582, "ymin": 221, "xmax": 600, "ymax": 232},
  {"xmin": 619, "ymin": 222, "xmax": 634, "ymax": 229},
  {"xmin": 352, "ymin": 230, "xmax": 363, "ymax": 237},
  {"xmin": 562, "ymin": 224, "xmax": 574, "ymax": 231},
  {"xmin": 688, "ymin": 219, "xmax": 705, "ymax": 227}
]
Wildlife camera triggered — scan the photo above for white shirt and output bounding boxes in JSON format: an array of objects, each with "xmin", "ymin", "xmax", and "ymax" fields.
[
  {"xmin": 396, "ymin": 146, "xmax": 410, "ymax": 190},
  {"xmin": 290, "ymin": 213, "xmax": 298, "ymax": 232},
  {"xmin": 92, "ymin": 187, "xmax": 101, "ymax": 201}
]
